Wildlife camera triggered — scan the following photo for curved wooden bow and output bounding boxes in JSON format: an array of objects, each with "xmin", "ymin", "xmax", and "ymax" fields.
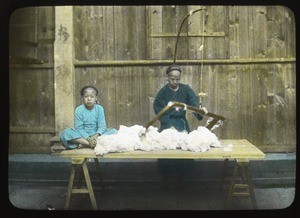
[{"xmin": 146, "ymin": 101, "xmax": 226, "ymax": 130}]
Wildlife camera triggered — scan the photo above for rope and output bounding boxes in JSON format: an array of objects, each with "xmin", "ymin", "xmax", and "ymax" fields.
[
  {"xmin": 199, "ymin": 9, "xmax": 206, "ymax": 107},
  {"xmin": 173, "ymin": 7, "xmax": 207, "ymax": 63},
  {"xmin": 200, "ymin": 9, "xmax": 205, "ymax": 87},
  {"xmin": 172, "ymin": 7, "xmax": 207, "ymax": 107}
]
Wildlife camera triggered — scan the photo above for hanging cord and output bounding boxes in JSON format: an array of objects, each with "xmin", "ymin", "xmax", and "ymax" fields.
[
  {"xmin": 199, "ymin": 9, "xmax": 207, "ymax": 107},
  {"xmin": 200, "ymin": 9, "xmax": 206, "ymax": 83},
  {"xmin": 173, "ymin": 7, "xmax": 207, "ymax": 63}
]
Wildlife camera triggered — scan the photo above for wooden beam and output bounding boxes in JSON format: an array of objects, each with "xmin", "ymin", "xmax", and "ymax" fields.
[
  {"xmin": 54, "ymin": 6, "xmax": 75, "ymax": 135},
  {"xmin": 9, "ymin": 146, "xmax": 51, "ymax": 154},
  {"xmin": 10, "ymin": 126, "xmax": 55, "ymax": 133},
  {"xmin": 150, "ymin": 32, "xmax": 225, "ymax": 37},
  {"xmin": 74, "ymin": 57, "xmax": 295, "ymax": 67},
  {"xmin": 9, "ymin": 64, "xmax": 53, "ymax": 69}
]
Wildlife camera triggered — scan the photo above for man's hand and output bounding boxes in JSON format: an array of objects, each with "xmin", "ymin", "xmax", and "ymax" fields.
[{"xmin": 200, "ymin": 106, "xmax": 208, "ymax": 115}]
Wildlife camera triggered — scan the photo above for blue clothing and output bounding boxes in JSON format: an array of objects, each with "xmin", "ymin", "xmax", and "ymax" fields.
[
  {"xmin": 154, "ymin": 84, "xmax": 202, "ymax": 175},
  {"xmin": 153, "ymin": 83, "xmax": 203, "ymax": 133},
  {"xmin": 60, "ymin": 104, "xmax": 117, "ymax": 149}
]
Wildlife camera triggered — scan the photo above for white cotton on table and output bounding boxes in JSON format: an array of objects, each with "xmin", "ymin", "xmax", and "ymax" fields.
[
  {"xmin": 158, "ymin": 128, "xmax": 188, "ymax": 150},
  {"xmin": 117, "ymin": 125, "xmax": 146, "ymax": 136},
  {"xmin": 140, "ymin": 126, "xmax": 162, "ymax": 151},
  {"xmin": 183, "ymin": 126, "xmax": 221, "ymax": 152},
  {"xmin": 94, "ymin": 125, "xmax": 222, "ymax": 155}
]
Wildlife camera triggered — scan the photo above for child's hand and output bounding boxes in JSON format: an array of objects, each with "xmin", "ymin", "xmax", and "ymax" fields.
[
  {"xmin": 90, "ymin": 133, "xmax": 100, "ymax": 140},
  {"xmin": 87, "ymin": 136, "xmax": 97, "ymax": 148}
]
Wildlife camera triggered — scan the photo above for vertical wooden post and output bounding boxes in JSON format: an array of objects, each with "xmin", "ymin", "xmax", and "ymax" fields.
[{"xmin": 54, "ymin": 6, "xmax": 75, "ymax": 134}]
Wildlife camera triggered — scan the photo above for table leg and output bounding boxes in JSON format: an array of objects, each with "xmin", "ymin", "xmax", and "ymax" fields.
[
  {"xmin": 77, "ymin": 164, "xmax": 83, "ymax": 188},
  {"xmin": 82, "ymin": 160, "xmax": 98, "ymax": 210},
  {"xmin": 64, "ymin": 163, "xmax": 76, "ymax": 209},
  {"xmin": 238, "ymin": 160, "xmax": 257, "ymax": 209},
  {"xmin": 225, "ymin": 160, "xmax": 239, "ymax": 208},
  {"xmin": 64, "ymin": 158, "xmax": 98, "ymax": 210},
  {"xmin": 219, "ymin": 158, "xmax": 229, "ymax": 188},
  {"xmin": 225, "ymin": 159, "xmax": 257, "ymax": 209}
]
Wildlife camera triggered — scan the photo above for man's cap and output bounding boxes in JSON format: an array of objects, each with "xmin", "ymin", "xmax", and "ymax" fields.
[{"xmin": 166, "ymin": 65, "xmax": 182, "ymax": 75}]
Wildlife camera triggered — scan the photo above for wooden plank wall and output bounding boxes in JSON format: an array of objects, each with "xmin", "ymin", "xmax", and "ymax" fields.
[
  {"xmin": 9, "ymin": 5, "xmax": 296, "ymax": 153},
  {"xmin": 9, "ymin": 7, "xmax": 55, "ymax": 153}
]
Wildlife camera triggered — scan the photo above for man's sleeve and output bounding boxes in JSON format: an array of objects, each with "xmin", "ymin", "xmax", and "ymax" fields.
[
  {"xmin": 153, "ymin": 89, "xmax": 171, "ymax": 125},
  {"xmin": 186, "ymin": 85, "xmax": 203, "ymax": 121}
]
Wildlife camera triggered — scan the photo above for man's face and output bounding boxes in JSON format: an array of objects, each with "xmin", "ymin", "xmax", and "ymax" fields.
[{"xmin": 167, "ymin": 70, "xmax": 181, "ymax": 90}]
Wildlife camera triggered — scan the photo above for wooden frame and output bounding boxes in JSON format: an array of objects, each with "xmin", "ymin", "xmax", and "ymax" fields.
[{"xmin": 51, "ymin": 139, "xmax": 265, "ymax": 210}]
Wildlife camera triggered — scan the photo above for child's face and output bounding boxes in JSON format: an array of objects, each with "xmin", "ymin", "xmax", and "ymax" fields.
[{"xmin": 82, "ymin": 88, "xmax": 97, "ymax": 108}]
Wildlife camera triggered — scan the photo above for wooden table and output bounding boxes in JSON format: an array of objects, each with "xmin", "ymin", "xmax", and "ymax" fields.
[{"xmin": 51, "ymin": 139, "xmax": 265, "ymax": 210}]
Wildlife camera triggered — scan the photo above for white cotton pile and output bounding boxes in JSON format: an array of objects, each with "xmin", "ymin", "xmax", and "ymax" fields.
[
  {"xmin": 94, "ymin": 125, "xmax": 221, "ymax": 155},
  {"xmin": 117, "ymin": 125, "xmax": 146, "ymax": 150},
  {"xmin": 158, "ymin": 128, "xmax": 188, "ymax": 150},
  {"xmin": 183, "ymin": 126, "xmax": 221, "ymax": 152},
  {"xmin": 140, "ymin": 126, "xmax": 162, "ymax": 151},
  {"xmin": 94, "ymin": 125, "xmax": 145, "ymax": 155}
]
